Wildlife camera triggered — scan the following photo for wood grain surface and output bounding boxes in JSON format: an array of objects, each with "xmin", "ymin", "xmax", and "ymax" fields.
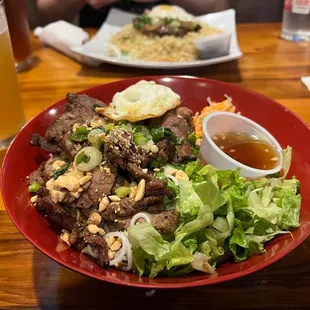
[{"xmin": 0, "ymin": 23, "xmax": 310, "ymax": 309}]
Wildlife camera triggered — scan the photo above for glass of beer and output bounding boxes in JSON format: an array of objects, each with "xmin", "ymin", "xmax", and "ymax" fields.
[
  {"xmin": 0, "ymin": 0, "xmax": 25, "ymax": 150},
  {"xmin": 4, "ymin": 0, "xmax": 33, "ymax": 72}
]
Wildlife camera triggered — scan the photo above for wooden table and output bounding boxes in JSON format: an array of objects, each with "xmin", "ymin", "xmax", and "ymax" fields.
[{"xmin": 1, "ymin": 24, "xmax": 310, "ymax": 309}]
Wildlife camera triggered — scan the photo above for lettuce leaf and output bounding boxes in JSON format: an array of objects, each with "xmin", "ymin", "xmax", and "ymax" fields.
[
  {"xmin": 178, "ymin": 180, "xmax": 203, "ymax": 216},
  {"xmin": 167, "ymin": 239, "xmax": 193, "ymax": 269},
  {"xmin": 194, "ymin": 181, "xmax": 226, "ymax": 212},
  {"xmin": 128, "ymin": 223, "xmax": 171, "ymax": 276},
  {"xmin": 175, "ymin": 205, "xmax": 213, "ymax": 237},
  {"xmin": 130, "ymin": 146, "xmax": 300, "ymax": 277},
  {"xmin": 281, "ymin": 192, "xmax": 301, "ymax": 227}
]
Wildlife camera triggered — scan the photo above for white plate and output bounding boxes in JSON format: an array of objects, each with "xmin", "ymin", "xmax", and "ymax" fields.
[{"xmin": 72, "ymin": 8, "xmax": 242, "ymax": 69}]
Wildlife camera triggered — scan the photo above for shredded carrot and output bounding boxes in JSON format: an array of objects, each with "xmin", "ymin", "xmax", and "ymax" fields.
[{"xmin": 193, "ymin": 96, "xmax": 236, "ymax": 145}]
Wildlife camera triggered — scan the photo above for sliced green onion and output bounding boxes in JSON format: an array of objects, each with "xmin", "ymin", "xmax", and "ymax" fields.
[
  {"xmin": 74, "ymin": 146, "xmax": 102, "ymax": 172},
  {"xmin": 28, "ymin": 182, "xmax": 41, "ymax": 193},
  {"xmin": 88, "ymin": 128, "xmax": 105, "ymax": 149},
  {"xmin": 105, "ymin": 123, "xmax": 115, "ymax": 132},
  {"xmin": 68, "ymin": 126, "xmax": 90, "ymax": 142},
  {"xmin": 134, "ymin": 132, "xmax": 148, "ymax": 146},
  {"xmin": 170, "ymin": 20, "xmax": 181, "ymax": 28},
  {"xmin": 115, "ymin": 186, "xmax": 131, "ymax": 198}
]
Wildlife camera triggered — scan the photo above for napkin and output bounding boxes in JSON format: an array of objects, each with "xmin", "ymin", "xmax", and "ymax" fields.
[
  {"xmin": 301, "ymin": 76, "xmax": 310, "ymax": 91},
  {"xmin": 34, "ymin": 21, "xmax": 100, "ymax": 66},
  {"xmin": 194, "ymin": 32, "xmax": 232, "ymax": 59}
]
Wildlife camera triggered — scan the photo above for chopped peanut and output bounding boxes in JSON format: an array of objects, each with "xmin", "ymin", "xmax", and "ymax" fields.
[
  {"xmin": 110, "ymin": 239, "xmax": 122, "ymax": 251},
  {"xmin": 99, "ymin": 196, "xmax": 110, "ymax": 212},
  {"xmin": 107, "ymin": 236, "xmax": 116, "ymax": 247},
  {"xmin": 72, "ymin": 123, "xmax": 81, "ymax": 132},
  {"xmin": 50, "ymin": 190, "xmax": 66, "ymax": 203},
  {"xmin": 52, "ymin": 160, "xmax": 66, "ymax": 171},
  {"xmin": 134, "ymin": 179, "xmax": 145, "ymax": 202},
  {"xmin": 88, "ymin": 212, "xmax": 102, "ymax": 226},
  {"xmin": 129, "ymin": 186, "xmax": 138, "ymax": 199},
  {"xmin": 53, "ymin": 175, "xmax": 80, "ymax": 192},
  {"xmin": 60, "ymin": 230, "xmax": 70, "ymax": 246},
  {"xmin": 30, "ymin": 195, "xmax": 38, "ymax": 203},
  {"xmin": 79, "ymin": 173, "xmax": 92, "ymax": 186},
  {"xmin": 88, "ymin": 224, "xmax": 99, "ymax": 235},
  {"xmin": 98, "ymin": 228, "xmax": 105, "ymax": 236},
  {"xmin": 108, "ymin": 195, "xmax": 121, "ymax": 202}
]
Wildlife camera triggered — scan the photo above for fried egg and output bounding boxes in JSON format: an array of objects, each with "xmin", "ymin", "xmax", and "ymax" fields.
[
  {"xmin": 148, "ymin": 5, "xmax": 194, "ymax": 22},
  {"xmin": 101, "ymin": 80, "xmax": 180, "ymax": 122}
]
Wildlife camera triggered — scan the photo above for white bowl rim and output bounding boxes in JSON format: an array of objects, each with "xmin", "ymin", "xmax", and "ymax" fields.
[{"xmin": 202, "ymin": 111, "xmax": 283, "ymax": 175}]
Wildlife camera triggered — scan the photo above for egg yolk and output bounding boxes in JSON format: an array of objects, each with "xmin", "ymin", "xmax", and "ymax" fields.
[{"xmin": 158, "ymin": 5, "xmax": 173, "ymax": 11}]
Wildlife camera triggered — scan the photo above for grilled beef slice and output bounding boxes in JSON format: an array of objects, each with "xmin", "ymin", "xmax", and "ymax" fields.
[
  {"xmin": 37, "ymin": 188, "xmax": 79, "ymax": 231},
  {"xmin": 44, "ymin": 93, "xmax": 105, "ymax": 159},
  {"xmin": 160, "ymin": 107, "xmax": 196, "ymax": 162},
  {"xmin": 133, "ymin": 17, "xmax": 201, "ymax": 38},
  {"xmin": 144, "ymin": 180, "xmax": 169, "ymax": 197},
  {"xmin": 100, "ymin": 196, "xmax": 164, "ymax": 222},
  {"xmin": 30, "ymin": 133, "xmax": 62, "ymax": 153},
  {"xmin": 84, "ymin": 235, "xmax": 109, "ymax": 267},
  {"xmin": 28, "ymin": 157, "xmax": 65, "ymax": 185},
  {"xmin": 155, "ymin": 138, "xmax": 176, "ymax": 163},
  {"xmin": 73, "ymin": 161, "xmax": 117, "ymax": 209},
  {"xmin": 105, "ymin": 129, "xmax": 155, "ymax": 181},
  {"xmin": 112, "ymin": 210, "xmax": 178, "ymax": 235}
]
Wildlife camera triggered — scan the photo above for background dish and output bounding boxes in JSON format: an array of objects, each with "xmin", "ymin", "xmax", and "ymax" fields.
[
  {"xmin": 2, "ymin": 76, "xmax": 310, "ymax": 289},
  {"xmin": 72, "ymin": 9, "xmax": 242, "ymax": 69}
]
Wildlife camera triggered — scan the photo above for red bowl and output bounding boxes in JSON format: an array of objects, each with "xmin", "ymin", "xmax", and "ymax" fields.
[{"xmin": 2, "ymin": 76, "xmax": 310, "ymax": 289}]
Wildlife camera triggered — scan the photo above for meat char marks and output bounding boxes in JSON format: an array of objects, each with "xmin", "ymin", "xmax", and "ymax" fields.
[
  {"xmin": 31, "ymin": 93, "xmax": 106, "ymax": 159},
  {"xmin": 153, "ymin": 106, "xmax": 196, "ymax": 163}
]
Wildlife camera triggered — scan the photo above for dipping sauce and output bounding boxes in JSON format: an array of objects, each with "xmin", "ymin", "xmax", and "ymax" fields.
[{"xmin": 212, "ymin": 132, "xmax": 280, "ymax": 170}]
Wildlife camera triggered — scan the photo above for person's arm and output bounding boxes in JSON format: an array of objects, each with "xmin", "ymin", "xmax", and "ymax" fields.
[
  {"xmin": 37, "ymin": 0, "xmax": 87, "ymax": 24},
  {"xmin": 37, "ymin": 0, "xmax": 117, "ymax": 25}
]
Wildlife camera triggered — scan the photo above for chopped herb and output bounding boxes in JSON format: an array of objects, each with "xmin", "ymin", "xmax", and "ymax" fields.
[
  {"xmin": 133, "ymin": 23, "xmax": 142, "ymax": 30},
  {"xmin": 188, "ymin": 132, "xmax": 197, "ymax": 148},
  {"xmin": 188, "ymin": 132, "xmax": 199, "ymax": 156},
  {"xmin": 191, "ymin": 147, "xmax": 199, "ymax": 156},
  {"xmin": 121, "ymin": 50, "xmax": 129, "ymax": 56},
  {"xmin": 68, "ymin": 126, "xmax": 90, "ymax": 142},
  {"xmin": 174, "ymin": 137, "xmax": 184, "ymax": 145},
  {"xmin": 150, "ymin": 127, "xmax": 173, "ymax": 142},
  {"xmin": 92, "ymin": 104, "xmax": 102, "ymax": 110},
  {"xmin": 52, "ymin": 162, "xmax": 70, "ymax": 180},
  {"xmin": 140, "ymin": 15, "xmax": 152, "ymax": 24},
  {"xmin": 28, "ymin": 182, "xmax": 41, "ymax": 193},
  {"xmin": 76, "ymin": 152, "xmax": 91, "ymax": 165},
  {"xmin": 133, "ymin": 14, "xmax": 152, "ymax": 30},
  {"xmin": 150, "ymin": 127, "xmax": 183, "ymax": 145},
  {"xmin": 105, "ymin": 123, "xmax": 115, "ymax": 132}
]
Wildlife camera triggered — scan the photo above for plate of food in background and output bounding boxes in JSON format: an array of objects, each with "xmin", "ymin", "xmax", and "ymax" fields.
[
  {"xmin": 72, "ymin": 6, "xmax": 242, "ymax": 69},
  {"xmin": 2, "ymin": 76, "xmax": 310, "ymax": 288}
]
